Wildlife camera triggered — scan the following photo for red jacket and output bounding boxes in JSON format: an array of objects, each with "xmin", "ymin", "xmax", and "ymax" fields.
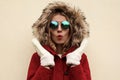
[{"xmin": 27, "ymin": 45, "xmax": 91, "ymax": 80}]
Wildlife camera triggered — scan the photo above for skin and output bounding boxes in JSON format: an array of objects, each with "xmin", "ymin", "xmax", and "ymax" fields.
[{"xmin": 50, "ymin": 14, "xmax": 70, "ymax": 54}]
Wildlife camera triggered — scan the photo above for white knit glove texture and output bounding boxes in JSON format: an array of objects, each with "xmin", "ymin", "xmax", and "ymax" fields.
[
  {"xmin": 66, "ymin": 38, "xmax": 88, "ymax": 66},
  {"xmin": 32, "ymin": 38, "xmax": 55, "ymax": 67}
]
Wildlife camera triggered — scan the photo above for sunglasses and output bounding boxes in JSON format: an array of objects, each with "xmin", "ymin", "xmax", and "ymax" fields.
[{"xmin": 50, "ymin": 20, "xmax": 70, "ymax": 30}]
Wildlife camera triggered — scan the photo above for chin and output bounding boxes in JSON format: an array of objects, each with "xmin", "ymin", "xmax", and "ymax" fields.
[{"xmin": 55, "ymin": 41, "xmax": 65, "ymax": 45}]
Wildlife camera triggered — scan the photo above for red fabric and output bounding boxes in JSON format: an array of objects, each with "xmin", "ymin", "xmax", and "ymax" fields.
[{"xmin": 27, "ymin": 46, "xmax": 91, "ymax": 80}]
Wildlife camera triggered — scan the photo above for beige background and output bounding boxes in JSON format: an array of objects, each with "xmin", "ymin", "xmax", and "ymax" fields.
[{"xmin": 0, "ymin": 0, "xmax": 120, "ymax": 80}]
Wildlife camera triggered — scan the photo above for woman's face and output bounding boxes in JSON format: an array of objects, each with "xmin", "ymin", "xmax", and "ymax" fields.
[{"xmin": 50, "ymin": 14, "xmax": 70, "ymax": 45}]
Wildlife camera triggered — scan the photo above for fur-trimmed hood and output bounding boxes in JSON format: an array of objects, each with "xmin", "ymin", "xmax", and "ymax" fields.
[{"xmin": 32, "ymin": 1, "xmax": 89, "ymax": 51}]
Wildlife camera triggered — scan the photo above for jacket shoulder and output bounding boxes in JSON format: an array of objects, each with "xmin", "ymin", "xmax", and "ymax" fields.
[
  {"xmin": 32, "ymin": 52, "xmax": 40, "ymax": 59},
  {"xmin": 29, "ymin": 52, "xmax": 40, "ymax": 66},
  {"xmin": 81, "ymin": 53, "xmax": 87, "ymax": 59},
  {"xmin": 80, "ymin": 53, "xmax": 90, "ymax": 67},
  {"xmin": 80, "ymin": 53, "xmax": 89, "ymax": 64}
]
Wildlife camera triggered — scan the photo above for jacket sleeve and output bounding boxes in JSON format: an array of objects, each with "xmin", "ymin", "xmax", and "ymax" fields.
[
  {"xmin": 69, "ymin": 53, "xmax": 91, "ymax": 80},
  {"xmin": 81, "ymin": 53, "xmax": 91, "ymax": 80},
  {"xmin": 26, "ymin": 52, "xmax": 52, "ymax": 80}
]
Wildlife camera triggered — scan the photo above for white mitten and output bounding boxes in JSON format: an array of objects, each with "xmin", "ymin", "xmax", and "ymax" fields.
[
  {"xmin": 32, "ymin": 38, "xmax": 55, "ymax": 67},
  {"xmin": 66, "ymin": 38, "xmax": 88, "ymax": 66}
]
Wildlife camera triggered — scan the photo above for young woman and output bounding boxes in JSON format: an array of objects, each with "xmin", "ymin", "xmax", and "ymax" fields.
[{"xmin": 27, "ymin": 1, "xmax": 91, "ymax": 80}]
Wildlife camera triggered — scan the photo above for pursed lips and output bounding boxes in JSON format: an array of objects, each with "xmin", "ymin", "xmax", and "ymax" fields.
[{"xmin": 57, "ymin": 35, "xmax": 63, "ymax": 40}]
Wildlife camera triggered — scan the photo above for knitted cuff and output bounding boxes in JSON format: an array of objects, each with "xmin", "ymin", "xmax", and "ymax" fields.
[
  {"xmin": 32, "ymin": 38, "xmax": 55, "ymax": 67},
  {"xmin": 66, "ymin": 38, "xmax": 88, "ymax": 65},
  {"xmin": 41, "ymin": 54, "xmax": 55, "ymax": 67},
  {"xmin": 66, "ymin": 52, "xmax": 82, "ymax": 65}
]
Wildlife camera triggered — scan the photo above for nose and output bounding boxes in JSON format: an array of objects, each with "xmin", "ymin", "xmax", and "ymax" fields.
[{"xmin": 57, "ymin": 24, "xmax": 62, "ymax": 33}]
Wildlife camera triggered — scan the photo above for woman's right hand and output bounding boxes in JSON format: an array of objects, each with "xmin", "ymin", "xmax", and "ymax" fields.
[{"xmin": 32, "ymin": 38, "xmax": 55, "ymax": 67}]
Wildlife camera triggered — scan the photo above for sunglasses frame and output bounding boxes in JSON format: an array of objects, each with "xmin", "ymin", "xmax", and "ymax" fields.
[{"xmin": 50, "ymin": 20, "xmax": 70, "ymax": 30}]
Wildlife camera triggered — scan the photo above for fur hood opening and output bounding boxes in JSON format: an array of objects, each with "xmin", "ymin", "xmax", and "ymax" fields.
[{"xmin": 32, "ymin": 1, "xmax": 89, "ymax": 51}]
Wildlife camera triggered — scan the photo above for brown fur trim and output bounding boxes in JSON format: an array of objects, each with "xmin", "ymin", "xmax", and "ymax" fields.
[{"xmin": 32, "ymin": 1, "xmax": 89, "ymax": 52}]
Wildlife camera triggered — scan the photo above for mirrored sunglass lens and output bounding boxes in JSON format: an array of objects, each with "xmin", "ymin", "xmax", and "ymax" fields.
[
  {"xmin": 61, "ymin": 21, "xmax": 70, "ymax": 29},
  {"xmin": 50, "ymin": 21, "xmax": 58, "ymax": 29}
]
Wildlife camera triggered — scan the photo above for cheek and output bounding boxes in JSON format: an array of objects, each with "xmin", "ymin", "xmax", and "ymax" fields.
[
  {"xmin": 50, "ymin": 31, "xmax": 56, "ymax": 39},
  {"xmin": 65, "ymin": 30, "xmax": 70, "ymax": 37},
  {"xmin": 63, "ymin": 30, "xmax": 70, "ymax": 42}
]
